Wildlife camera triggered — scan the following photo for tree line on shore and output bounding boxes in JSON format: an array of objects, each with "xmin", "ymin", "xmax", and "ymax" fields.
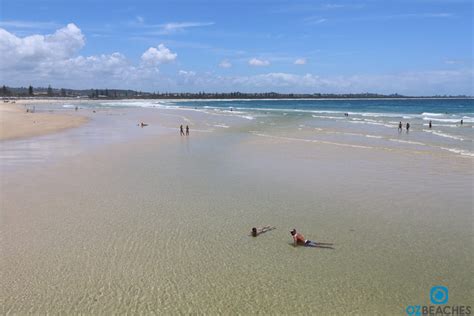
[{"xmin": 1, "ymin": 85, "xmax": 470, "ymax": 99}]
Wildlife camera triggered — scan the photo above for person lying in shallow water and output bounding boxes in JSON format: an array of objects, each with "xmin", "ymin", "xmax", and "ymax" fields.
[
  {"xmin": 251, "ymin": 226, "xmax": 276, "ymax": 237},
  {"xmin": 290, "ymin": 229, "xmax": 334, "ymax": 249}
]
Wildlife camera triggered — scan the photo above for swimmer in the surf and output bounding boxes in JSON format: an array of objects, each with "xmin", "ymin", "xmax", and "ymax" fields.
[{"xmin": 251, "ymin": 226, "xmax": 275, "ymax": 237}]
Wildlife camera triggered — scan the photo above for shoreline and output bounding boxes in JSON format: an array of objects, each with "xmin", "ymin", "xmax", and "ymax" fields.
[{"xmin": 0, "ymin": 100, "xmax": 88, "ymax": 141}]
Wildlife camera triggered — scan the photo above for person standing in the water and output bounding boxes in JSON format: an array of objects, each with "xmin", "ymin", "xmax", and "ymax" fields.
[
  {"xmin": 180, "ymin": 125, "xmax": 184, "ymax": 136},
  {"xmin": 398, "ymin": 121, "xmax": 402, "ymax": 131},
  {"xmin": 186, "ymin": 125, "xmax": 189, "ymax": 136},
  {"xmin": 406, "ymin": 122, "xmax": 410, "ymax": 132},
  {"xmin": 429, "ymin": 120, "xmax": 432, "ymax": 129}
]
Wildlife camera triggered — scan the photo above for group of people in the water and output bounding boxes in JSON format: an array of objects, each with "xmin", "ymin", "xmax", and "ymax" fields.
[
  {"xmin": 398, "ymin": 121, "xmax": 410, "ymax": 132},
  {"xmin": 250, "ymin": 226, "xmax": 334, "ymax": 249},
  {"xmin": 398, "ymin": 119, "xmax": 464, "ymax": 132},
  {"xmin": 180, "ymin": 125, "xmax": 190, "ymax": 136}
]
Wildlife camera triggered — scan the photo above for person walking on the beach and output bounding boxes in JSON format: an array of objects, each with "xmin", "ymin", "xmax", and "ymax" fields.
[
  {"xmin": 290, "ymin": 229, "xmax": 334, "ymax": 249},
  {"xmin": 406, "ymin": 122, "xmax": 410, "ymax": 132},
  {"xmin": 398, "ymin": 121, "xmax": 402, "ymax": 132},
  {"xmin": 180, "ymin": 125, "xmax": 184, "ymax": 136},
  {"xmin": 186, "ymin": 125, "xmax": 189, "ymax": 136},
  {"xmin": 429, "ymin": 120, "xmax": 432, "ymax": 129}
]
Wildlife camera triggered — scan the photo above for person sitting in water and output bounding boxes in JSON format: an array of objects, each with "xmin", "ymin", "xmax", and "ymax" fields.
[
  {"xmin": 251, "ymin": 225, "xmax": 275, "ymax": 237},
  {"xmin": 139, "ymin": 122, "xmax": 148, "ymax": 127},
  {"xmin": 290, "ymin": 229, "xmax": 334, "ymax": 249}
]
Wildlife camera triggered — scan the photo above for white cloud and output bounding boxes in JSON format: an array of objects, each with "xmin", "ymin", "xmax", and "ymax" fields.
[
  {"xmin": 179, "ymin": 70, "xmax": 196, "ymax": 76},
  {"xmin": 219, "ymin": 60, "xmax": 232, "ymax": 68},
  {"xmin": 43, "ymin": 53, "xmax": 136, "ymax": 81},
  {"xmin": 0, "ymin": 24, "xmax": 176, "ymax": 89},
  {"xmin": 0, "ymin": 23, "xmax": 85, "ymax": 70},
  {"xmin": 304, "ymin": 17, "xmax": 328, "ymax": 25},
  {"xmin": 294, "ymin": 58, "xmax": 307, "ymax": 65},
  {"xmin": 141, "ymin": 44, "xmax": 177, "ymax": 65},
  {"xmin": 158, "ymin": 22, "xmax": 214, "ymax": 34},
  {"xmin": 249, "ymin": 58, "xmax": 270, "ymax": 67}
]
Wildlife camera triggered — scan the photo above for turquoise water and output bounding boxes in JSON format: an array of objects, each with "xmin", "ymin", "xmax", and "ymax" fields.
[
  {"xmin": 92, "ymin": 98, "xmax": 473, "ymax": 158},
  {"xmin": 176, "ymin": 98, "xmax": 473, "ymax": 117}
]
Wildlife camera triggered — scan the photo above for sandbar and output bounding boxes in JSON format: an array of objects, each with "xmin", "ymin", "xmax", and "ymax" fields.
[{"xmin": 0, "ymin": 99, "xmax": 88, "ymax": 140}]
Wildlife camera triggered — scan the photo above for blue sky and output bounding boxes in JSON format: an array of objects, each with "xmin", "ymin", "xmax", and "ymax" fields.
[{"xmin": 0, "ymin": 0, "xmax": 472, "ymax": 95}]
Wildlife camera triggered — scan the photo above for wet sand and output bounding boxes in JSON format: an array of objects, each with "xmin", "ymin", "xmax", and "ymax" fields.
[
  {"xmin": 1, "ymin": 105, "xmax": 472, "ymax": 314},
  {"xmin": 0, "ymin": 100, "xmax": 88, "ymax": 140}
]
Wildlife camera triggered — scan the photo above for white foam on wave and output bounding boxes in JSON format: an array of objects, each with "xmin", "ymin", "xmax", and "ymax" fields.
[
  {"xmin": 360, "ymin": 112, "xmax": 406, "ymax": 118},
  {"xmin": 422, "ymin": 112, "xmax": 444, "ymax": 116},
  {"xmin": 61, "ymin": 104, "xmax": 76, "ymax": 108},
  {"xmin": 348, "ymin": 120, "xmax": 394, "ymax": 128},
  {"xmin": 220, "ymin": 110, "xmax": 246, "ymax": 114},
  {"xmin": 101, "ymin": 100, "xmax": 175, "ymax": 108},
  {"xmin": 233, "ymin": 107, "xmax": 407, "ymax": 120},
  {"xmin": 365, "ymin": 135, "xmax": 383, "ymax": 139},
  {"xmin": 250, "ymin": 132, "xmax": 374, "ymax": 149},
  {"xmin": 423, "ymin": 123, "xmax": 458, "ymax": 128},
  {"xmin": 213, "ymin": 124, "xmax": 230, "ymax": 128},
  {"xmin": 423, "ymin": 117, "xmax": 463, "ymax": 123},
  {"xmin": 423, "ymin": 129, "xmax": 465, "ymax": 141},
  {"xmin": 389, "ymin": 139, "xmax": 426, "ymax": 146},
  {"xmin": 440, "ymin": 147, "xmax": 474, "ymax": 157},
  {"xmin": 311, "ymin": 115, "xmax": 345, "ymax": 120}
]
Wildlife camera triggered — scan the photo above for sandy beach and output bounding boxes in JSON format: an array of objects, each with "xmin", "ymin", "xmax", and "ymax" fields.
[
  {"xmin": 1, "ymin": 100, "xmax": 472, "ymax": 314},
  {"xmin": 0, "ymin": 99, "xmax": 88, "ymax": 141}
]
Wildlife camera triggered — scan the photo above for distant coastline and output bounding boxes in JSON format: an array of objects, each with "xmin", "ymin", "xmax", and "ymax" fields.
[{"xmin": 1, "ymin": 85, "xmax": 471, "ymax": 100}]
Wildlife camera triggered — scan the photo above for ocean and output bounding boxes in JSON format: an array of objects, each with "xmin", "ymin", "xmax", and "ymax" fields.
[{"xmin": 95, "ymin": 98, "xmax": 474, "ymax": 158}]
